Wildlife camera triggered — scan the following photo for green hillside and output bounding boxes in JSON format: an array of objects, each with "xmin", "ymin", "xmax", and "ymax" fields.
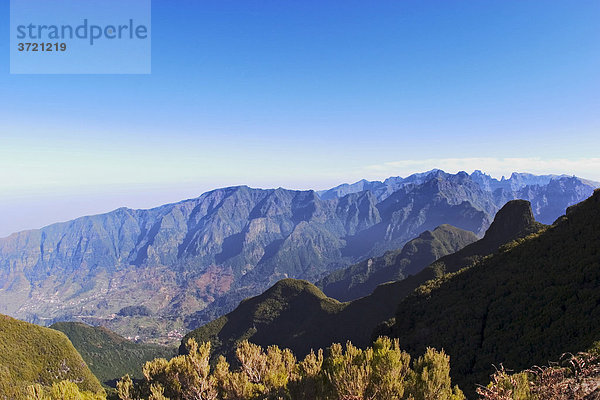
[
  {"xmin": 181, "ymin": 279, "xmax": 345, "ymax": 360},
  {"xmin": 383, "ymin": 189, "xmax": 600, "ymax": 395},
  {"xmin": 0, "ymin": 314, "xmax": 104, "ymax": 398},
  {"xmin": 51, "ymin": 322, "xmax": 176, "ymax": 386},
  {"xmin": 318, "ymin": 224, "xmax": 478, "ymax": 301}
]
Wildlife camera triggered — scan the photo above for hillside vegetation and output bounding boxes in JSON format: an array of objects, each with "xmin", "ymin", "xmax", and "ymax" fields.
[
  {"xmin": 119, "ymin": 337, "xmax": 465, "ymax": 400},
  {"xmin": 51, "ymin": 322, "xmax": 176, "ymax": 386},
  {"xmin": 0, "ymin": 314, "xmax": 104, "ymax": 399},
  {"xmin": 383, "ymin": 189, "xmax": 600, "ymax": 395},
  {"xmin": 181, "ymin": 279, "xmax": 346, "ymax": 360},
  {"xmin": 478, "ymin": 342, "xmax": 600, "ymax": 399}
]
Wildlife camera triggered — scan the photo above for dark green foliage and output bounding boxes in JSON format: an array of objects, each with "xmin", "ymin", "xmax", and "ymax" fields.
[
  {"xmin": 369, "ymin": 199, "xmax": 546, "ymax": 338},
  {"xmin": 51, "ymin": 322, "xmax": 176, "ymax": 387},
  {"xmin": 385, "ymin": 190, "xmax": 600, "ymax": 396},
  {"xmin": 318, "ymin": 225, "xmax": 478, "ymax": 301},
  {"xmin": 0, "ymin": 314, "xmax": 104, "ymax": 398}
]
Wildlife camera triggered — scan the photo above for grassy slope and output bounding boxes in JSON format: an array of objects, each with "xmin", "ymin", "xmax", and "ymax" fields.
[
  {"xmin": 0, "ymin": 314, "xmax": 104, "ymax": 397},
  {"xmin": 386, "ymin": 190, "xmax": 600, "ymax": 395},
  {"xmin": 51, "ymin": 322, "xmax": 176, "ymax": 386}
]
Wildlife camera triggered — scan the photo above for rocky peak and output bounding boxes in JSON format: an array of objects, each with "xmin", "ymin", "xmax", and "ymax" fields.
[{"xmin": 483, "ymin": 200, "xmax": 538, "ymax": 246}]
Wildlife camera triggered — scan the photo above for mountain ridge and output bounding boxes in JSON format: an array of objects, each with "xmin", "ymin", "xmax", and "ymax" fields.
[
  {"xmin": 317, "ymin": 224, "xmax": 478, "ymax": 301},
  {"xmin": 0, "ymin": 170, "xmax": 595, "ymax": 343}
]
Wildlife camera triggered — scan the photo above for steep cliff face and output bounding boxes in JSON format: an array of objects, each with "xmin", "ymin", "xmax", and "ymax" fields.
[
  {"xmin": 0, "ymin": 171, "xmax": 594, "ymax": 342},
  {"xmin": 0, "ymin": 187, "xmax": 383, "ymax": 339}
]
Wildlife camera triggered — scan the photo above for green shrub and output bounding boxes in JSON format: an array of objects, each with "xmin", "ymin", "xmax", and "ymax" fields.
[{"xmin": 117, "ymin": 337, "xmax": 463, "ymax": 400}]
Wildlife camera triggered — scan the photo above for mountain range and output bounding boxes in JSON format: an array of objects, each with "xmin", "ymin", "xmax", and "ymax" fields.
[
  {"xmin": 1, "ymin": 180, "xmax": 599, "ymax": 399},
  {"xmin": 182, "ymin": 198, "xmax": 544, "ymax": 360},
  {"xmin": 0, "ymin": 170, "xmax": 596, "ymax": 343}
]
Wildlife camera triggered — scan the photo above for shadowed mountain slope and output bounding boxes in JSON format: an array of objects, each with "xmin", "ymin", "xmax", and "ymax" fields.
[
  {"xmin": 380, "ymin": 190, "xmax": 600, "ymax": 395},
  {"xmin": 317, "ymin": 224, "xmax": 477, "ymax": 301},
  {"xmin": 180, "ymin": 279, "xmax": 345, "ymax": 360}
]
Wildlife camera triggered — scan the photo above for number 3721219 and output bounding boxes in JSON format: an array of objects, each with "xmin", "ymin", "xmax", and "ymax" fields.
[{"xmin": 18, "ymin": 43, "xmax": 67, "ymax": 52}]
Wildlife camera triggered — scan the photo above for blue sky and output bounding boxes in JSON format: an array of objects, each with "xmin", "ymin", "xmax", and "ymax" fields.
[{"xmin": 1, "ymin": 0, "xmax": 599, "ymax": 236}]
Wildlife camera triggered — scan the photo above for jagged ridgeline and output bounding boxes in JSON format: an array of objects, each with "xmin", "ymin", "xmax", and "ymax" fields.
[
  {"xmin": 317, "ymin": 224, "xmax": 478, "ymax": 301},
  {"xmin": 0, "ymin": 170, "xmax": 595, "ymax": 343},
  {"xmin": 50, "ymin": 322, "xmax": 176, "ymax": 387},
  {"xmin": 183, "ymin": 199, "xmax": 545, "ymax": 359},
  {"xmin": 0, "ymin": 314, "xmax": 104, "ymax": 398},
  {"xmin": 381, "ymin": 189, "xmax": 600, "ymax": 395}
]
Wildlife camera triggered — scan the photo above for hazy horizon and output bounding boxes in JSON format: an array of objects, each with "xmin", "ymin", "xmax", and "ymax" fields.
[
  {"xmin": 2, "ymin": 1, "xmax": 599, "ymax": 236},
  {"xmin": 1, "ymin": 166, "xmax": 598, "ymax": 238}
]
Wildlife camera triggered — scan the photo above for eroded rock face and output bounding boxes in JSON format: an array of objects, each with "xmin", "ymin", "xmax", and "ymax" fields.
[{"xmin": 481, "ymin": 199, "xmax": 540, "ymax": 248}]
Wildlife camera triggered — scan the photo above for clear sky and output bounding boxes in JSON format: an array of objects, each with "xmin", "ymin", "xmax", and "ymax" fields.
[{"xmin": 1, "ymin": 0, "xmax": 599, "ymax": 237}]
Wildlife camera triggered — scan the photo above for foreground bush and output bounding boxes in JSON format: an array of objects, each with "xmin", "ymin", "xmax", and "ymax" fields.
[
  {"xmin": 477, "ymin": 345, "xmax": 600, "ymax": 400},
  {"xmin": 117, "ymin": 337, "xmax": 464, "ymax": 400},
  {"xmin": 25, "ymin": 380, "xmax": 106, "ymax": 400}
]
